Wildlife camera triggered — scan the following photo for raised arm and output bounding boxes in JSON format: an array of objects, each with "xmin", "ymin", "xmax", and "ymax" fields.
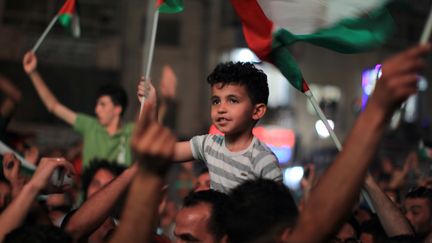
[
  {"xmin": 286, "ymin": 44, "xmax": 431, "ymax": 242},
  {"xmin": 63, "ymin": 164, "xmax": 137, "ymax": 241},
  {"xmin": 22, "ymin": 51, "xmax": 76, "ymax": 125},
  {"xmin": 0, "ymin": 157, "xmax": 75, "ymax": 242},
  {"xmin": 0, "ymin": 75, "xmax": 22, "ymax": 118},
  {"xmin": 363, "ymin": 173, "xmax": 414, "ymax": 237},
  {"xmin": 110, "ymin": 103, "xmax": 176, "ymax": 243}
]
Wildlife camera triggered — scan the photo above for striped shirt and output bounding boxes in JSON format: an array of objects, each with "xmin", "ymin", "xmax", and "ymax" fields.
[{"xmin": 190, "ymin": 134, "xmax": 282, "ymax": 193}]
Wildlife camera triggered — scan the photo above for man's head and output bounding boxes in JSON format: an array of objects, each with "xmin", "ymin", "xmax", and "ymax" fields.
[
  {"xmin": 404, "ymin": 187, "xmax": 432, "ymax": 235},
  {"xmin": 175, "ymin": 190, "xmax": 230, "ymax": 243},
  {"xmin": 226, "ymin": 179, "xmax": 298, "ymax": 243},
  {"xmin": 82, "ymin": 159, "xmax": 126, "ymax": 199},
  {"xmin": 195, "ymin": 168, "xmax": 211, "ymax": 192},
  {"xmin": 95, "ymin": 85, "xmax": 128, "ymax": 126},
  {"xmin": 207, "ymin": 62, "xmax": 268, "ymax": 135}
]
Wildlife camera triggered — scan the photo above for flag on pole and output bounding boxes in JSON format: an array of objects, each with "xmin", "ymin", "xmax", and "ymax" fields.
[
  {"xmin": 156, "ymin": 0, "xmax": 184, "ymax": 13},
  {"xmin": 230, "ymin": 0, "xmax": 395, "ymax": 92},
  {"xmin": 58, "ymin": 0, "xmax": 80, "ymax": 37}
]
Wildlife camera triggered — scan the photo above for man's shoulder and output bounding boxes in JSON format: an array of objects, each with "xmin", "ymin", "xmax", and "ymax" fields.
[{"xmin": 74, "ymin": 113, "xmax": 101, "ymax": 131}]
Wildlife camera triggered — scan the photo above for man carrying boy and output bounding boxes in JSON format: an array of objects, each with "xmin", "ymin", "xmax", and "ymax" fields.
[
  {"xmin": 139, "ymin": 62, "xmax": 281, "ymax": 193},
  {"xmin": 22, "ymin": 52, "xmax": 134, "ymax": 167}
]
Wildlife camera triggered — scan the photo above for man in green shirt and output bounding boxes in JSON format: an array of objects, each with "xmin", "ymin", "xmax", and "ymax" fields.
[{"xmin": 23, "ymin": 51, "xmax": 134, "ymax": 167}]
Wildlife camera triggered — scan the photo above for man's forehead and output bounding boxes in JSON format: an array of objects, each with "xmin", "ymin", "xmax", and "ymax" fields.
[{"xmin": 405, "ymin": 197, "xmax": 431, "ymax": 207}]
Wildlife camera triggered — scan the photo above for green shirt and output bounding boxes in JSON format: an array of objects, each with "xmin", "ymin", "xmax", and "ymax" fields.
[{"xmin": 73, "ymin": 113, "xmax": 134, "ymax": 168}]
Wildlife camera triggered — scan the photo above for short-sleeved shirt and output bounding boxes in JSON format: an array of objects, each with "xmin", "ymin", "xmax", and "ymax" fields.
[
  {"xmin": 73, "ymin": 113, "xmax": 134, "ymax": 167},
  {"xmin": 190, "ymin": 134, "xmax": 282, "ymax": 193}
]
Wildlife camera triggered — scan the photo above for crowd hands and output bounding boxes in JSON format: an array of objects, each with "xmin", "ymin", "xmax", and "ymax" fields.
[{"xmin": 0, "ymin": 44, "xmax": 429, "ymax": 243}]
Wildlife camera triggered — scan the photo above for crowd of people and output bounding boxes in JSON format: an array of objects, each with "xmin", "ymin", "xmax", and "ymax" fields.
[{"xmin": 0, "ymin": 43, "xmax": 430, "ymax": 243}]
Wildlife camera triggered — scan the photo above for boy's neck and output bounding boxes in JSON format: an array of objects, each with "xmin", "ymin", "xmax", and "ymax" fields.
[
  {"xmin": 224, "ymin": 130, "xmax": 254, "ymax": 152},
  {"xmin": 105, "ymin": 117, "xmax": 122, "ymax": 136}
]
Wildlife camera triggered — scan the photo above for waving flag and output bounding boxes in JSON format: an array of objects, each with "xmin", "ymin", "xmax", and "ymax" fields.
[
  {"xmin": 230, "ymin": 0, "xmax": 394, "ymax": 92},
  {"xmin": 156, "ymin": 0, "xmax": 184, "ymax": 13},
  {"xmin": 58, "ymin": 0, "xmax": 80, "ymax": 37}
]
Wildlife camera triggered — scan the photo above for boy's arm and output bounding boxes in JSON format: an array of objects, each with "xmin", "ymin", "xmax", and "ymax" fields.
[
  {"xmin": 174, "ymin": 141, "xmax": 194, "ymax": 162},
  {"xmin": 285, "ymin": 44, "xmax": 430, "ymax": 242},
  {"xmin": 363, "ymin": 173, "xmax": 414, "ymax": 237},
  {"xmin": 23, "ymin": 52, "xmax": 77, "ymax": 125}
]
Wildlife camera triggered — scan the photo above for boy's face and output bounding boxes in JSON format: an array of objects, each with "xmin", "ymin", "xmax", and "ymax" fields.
[
  {"xmin": 210, "ymin": 83, "xmax": 261, "ymax": 135},
  {"xmin": 95, "ymin": 95, "xmax": 122, "ymax": 127}
]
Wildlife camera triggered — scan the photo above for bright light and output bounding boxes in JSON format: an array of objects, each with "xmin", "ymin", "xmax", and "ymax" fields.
[
  {"xmin": 283, "ymin": 166, "xmax": 304, "ymax": 190},
  {"xmin": 315, "ymin": 120, "xmax": 334, "ymax": 138},
  {"xmin": 418, "ymin": 76, "xmax": 428, "ymax": 91},
  {"xmin": 230, "ymin": 48, "xmax": 260, "ymax": 63}
]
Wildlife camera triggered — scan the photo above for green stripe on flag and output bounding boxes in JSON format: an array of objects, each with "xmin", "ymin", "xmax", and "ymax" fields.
[
  {"xmin": 273, "ymin": 7, "xmax": 394, "ymax": 54},
  {"xmin": 59, "ymin": 14, "xmax": 72, "ymax": 27},
  {"xmin": 158, "ymin": 0, "xmax": 184, "ymax": 13}
]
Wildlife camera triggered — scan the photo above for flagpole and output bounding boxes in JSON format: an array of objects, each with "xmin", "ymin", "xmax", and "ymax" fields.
[
  {"xmin": 139, "ymin": 8, "xmax": 160, "ymax": 119},
  {"xmin": 420, "ymin": 5, "xmax": 432, "ymax": 44},
  {"xmin": 304, "ymin": 86, "xmax": 376, "ymax": 213},
  {"xmin": 32, "ymin": 15, "xmax": 59, "ymax": 53},
  {"xmin": 304, "ymin": 90, "xmax": 342, "ymax": 151}
]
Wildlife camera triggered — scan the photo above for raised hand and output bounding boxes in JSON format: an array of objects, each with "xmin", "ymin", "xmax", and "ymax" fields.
[
  {"xmin": 28, "ymin": 157, "xmax": 75, "ymax": 194},
  {"xmin": 159, "ymin": 65, "xmax": 177, "ymax": 99},
  {"xmin": 370, "ymin": 44, "xmax": 431, "ymax": 114},
  {"xmin": 22, "ymin": 51, "xmax": 38, "ymax": 75},
  {"xmin": 137, "ymin": 77, "xmax": 156, "ymax": 105}
]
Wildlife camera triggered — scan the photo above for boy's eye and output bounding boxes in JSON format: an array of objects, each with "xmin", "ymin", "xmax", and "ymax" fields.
[
  {"xmin": 211, "ymin": 98, "xmax": 220, "ymax": 105},
  {"xmin": 228, "ymin": 98, "xmax": 239, "ymax": 103}
]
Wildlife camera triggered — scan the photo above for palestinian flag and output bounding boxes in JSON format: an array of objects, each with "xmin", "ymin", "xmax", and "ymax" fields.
[
  {"xmin": 156, "ymin": 0, "xmax": 184, "ymax": 13},
  {"xmin": 58, "ymin": 0, "xmax": 80, "ymax": 37},
  {"xmin": 230, "ymin": 0, "xmax": 395, "ymax": 92}
]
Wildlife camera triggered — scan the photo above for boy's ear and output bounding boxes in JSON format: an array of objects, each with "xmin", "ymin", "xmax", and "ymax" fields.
[
  {"xmin": 252, "ymin": 103, "xmax": 266, "ymax": 120},
  {"xmin": 114, "ymin": 105, "xmax": 123, "ymax": 116}
]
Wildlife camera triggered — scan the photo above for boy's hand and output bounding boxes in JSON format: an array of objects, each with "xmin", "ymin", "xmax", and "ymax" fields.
[
  {"xmin": 132, "ymin": 103, "xmax": 176, "ymax": 176},
  {"xmin": 137, "ymin": 77, "xmax": 156, "ymax": 106},
  {"xmin": 369, "ymin": 44, "xmax": 431, "ymax": 115},
  {"xmin": 28, "ymin": 157, "xmax": 75, "ymax": 194},
  {"xmin": 23, "ymin": 51, "xmax": 38, "ymax": 75}
]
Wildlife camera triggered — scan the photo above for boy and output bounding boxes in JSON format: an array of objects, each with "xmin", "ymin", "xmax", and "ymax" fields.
[
  {"xmin": 139, "ymin": 62, "xmax": 282, "ymax": 193},
  {"xmin": 22, "ymin": 52, "xmax": 134, "ymax": 167}
]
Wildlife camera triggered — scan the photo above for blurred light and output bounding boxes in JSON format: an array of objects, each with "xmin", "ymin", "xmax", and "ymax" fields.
[
  {"xmin": 315, "ymin": 120, "xmax": 334, "ymax": 138},
  {"xmin": 283, "ymin": 166, "xmax": 304, "ymax": 190},
  {"xmin": 418, "ymin": 76, "xmax": 428, "ymax": 91},
  {"xmin": 268, "ymin": 145, "xmax": 292, "ymax": 164},
  {"xmin": 230, "ymin": 48, "xmax": 260, "ymax": 63}
]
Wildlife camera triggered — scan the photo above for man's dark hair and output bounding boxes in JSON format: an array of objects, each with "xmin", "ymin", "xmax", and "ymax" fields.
[
  {"xmin": 360, "ymin": 216, "xmax": 387, "ymax": 243},
  {"xmin": 226, "ymin": 179, "xmax": 298, "ymax": 243},
  {"xmin": 81, "ymin": 159, "xmax": 126, "ymax": 200},
  {"xmin": 405, "ymin": 187, "xmax": 432, "ymax": 202},
  {"xmin": 207, "ymin": 62, "xmax": 269, "ymax": 105},
  {"xmin": 96, "ymin": 84, "xmax": 128, "ymax": 117},
  {"xmin": 4, "ymin": 225, "xmax": 72, "ymax": 243},
  {"xmin": 182, "ymin": 190, "xmax": 231, "ymax": 241}
]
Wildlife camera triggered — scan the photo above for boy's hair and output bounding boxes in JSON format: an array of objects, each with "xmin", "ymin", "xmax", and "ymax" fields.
[
  {"xmin": 96, "ymin": 84, "xmax": 128, "ymax": 117},
  {"xmin": 207, "ymin": 62, "xmax": 269, "ymax": 105}
]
